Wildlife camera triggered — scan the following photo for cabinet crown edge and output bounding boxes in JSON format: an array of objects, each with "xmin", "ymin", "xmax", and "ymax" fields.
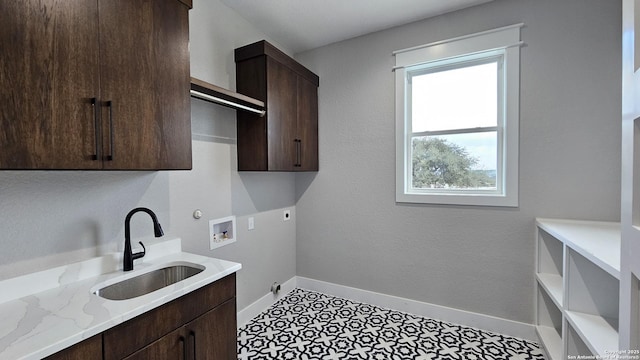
[{"xmin": 235, "ymin": 40, "xmax": 319, "ymax": 86}]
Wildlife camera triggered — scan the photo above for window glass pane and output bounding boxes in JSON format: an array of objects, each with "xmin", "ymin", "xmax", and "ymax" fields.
[
  {"xmin": 411, "ymin": 132, "xmax": 497, "ymax": 190},
  {"xmin": 411, "ymin": 61, "xmax": 498, "ymax": 133}
]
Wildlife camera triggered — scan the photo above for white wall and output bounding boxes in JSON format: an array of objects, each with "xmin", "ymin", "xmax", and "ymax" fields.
[
  {"xmin": 184, "ymin": 0, "xmax": 298, "ymax": 310},
  {"xmin": 0, "ymin": 0, "xmax": 297, "ymax": 312},
  {"xmin": 294, "ymin": 0, "xmax": 622, "ymax": 324}
]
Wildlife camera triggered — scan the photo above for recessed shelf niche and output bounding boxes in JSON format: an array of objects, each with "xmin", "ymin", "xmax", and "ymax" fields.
[{"xmin": 209, "ymin": 216, "xmax": 236, "ymax": 250}]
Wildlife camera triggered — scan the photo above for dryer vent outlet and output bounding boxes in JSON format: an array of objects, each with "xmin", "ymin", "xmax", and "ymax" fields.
[{"xmin": 270, "ymin": 282, "xmax": 281, "ymax": 295}]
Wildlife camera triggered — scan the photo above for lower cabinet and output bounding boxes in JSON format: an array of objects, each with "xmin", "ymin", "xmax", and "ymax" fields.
[
  {"xmin": 105, "ymin": 273, "xmax": 236, "ymax": 360},
  {"xmin": 124, "ymin": 299, "xmax": 236, "ymax": 360},
  {"xmin": 45, "ymin": 273, "xmax": 236, "ymax": 360},
  {"xmin": 44, "ymin": 335, "xmax": 102, "ymax": 360}
]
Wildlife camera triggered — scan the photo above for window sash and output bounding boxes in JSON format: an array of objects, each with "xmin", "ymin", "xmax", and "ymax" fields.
[
  {"xmin": 407, "ymin": 55, "xmax": 503, "ymax": 134},
  {"xmin": 405, "ymin": 55, "xmax": 505, "ymax": 196},
  {"xmin": 407, "ymin": 128, "xmax": 503, "ymax": 194}
]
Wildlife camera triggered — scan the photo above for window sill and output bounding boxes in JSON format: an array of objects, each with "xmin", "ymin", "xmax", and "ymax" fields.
[{"xmin": 396, "ymin": 192, "xmax": 518, "ymax": 207}]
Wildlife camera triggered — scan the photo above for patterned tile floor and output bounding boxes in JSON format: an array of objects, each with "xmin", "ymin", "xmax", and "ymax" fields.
[{"xmin": 237, "ymin": 288, "xmax": 545, "ymax": 360}]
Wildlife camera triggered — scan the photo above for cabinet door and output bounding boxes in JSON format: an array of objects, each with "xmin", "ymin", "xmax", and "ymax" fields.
[
  {"xmin": 266, "ymin": 58, "xmax": 298, "ymax": 171},
  {"xmin": 98, "ymin": 0, "xmax": 191, "ymax": 170},
  {"xmin": 0, "ymin": 0, "xmax": 102, "ymax": 169},
  {"xmin": 187, "ymin": 298, "xmax": 237, "ymax": 360},
  {"xmin": 44, "ymin": 335, "xmax": 102, "ymax": 360},
  {"xmin": 297, "ymin": 77, "xmax": 319, "ymax": 171},
  {"xmin": 123, "ymin": 327, "xmax": 187, "ymax": 360}
]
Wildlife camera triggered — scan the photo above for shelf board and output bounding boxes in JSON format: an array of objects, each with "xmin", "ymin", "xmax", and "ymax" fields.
[
  {"xmin": 536, "ymin": 273, "xmax": 563, "ymax": 308},
  {"xmin": 190, "ymin": 77, "xmax": 265, "ymax": 115},
  {"xmin": 536, "ymin": 326, "xmax": 563, "ymax": 360},
  {"xmin": 536, "ymin": 218, "xmax": 620, "ymax": 279},
  {"xmin": 565, "ymin": 311, "xmax": 619, "ymax": 356}
]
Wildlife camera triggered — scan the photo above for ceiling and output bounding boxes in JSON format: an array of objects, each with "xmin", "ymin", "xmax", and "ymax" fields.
[{"xmin": 221, "ymin": 0, "xmax": 494, "ymax": 54}]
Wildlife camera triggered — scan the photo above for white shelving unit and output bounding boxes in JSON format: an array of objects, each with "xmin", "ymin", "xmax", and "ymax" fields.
[{"xmin": 535, "ymin": 218, "xmax": 620, "ymax": 360}]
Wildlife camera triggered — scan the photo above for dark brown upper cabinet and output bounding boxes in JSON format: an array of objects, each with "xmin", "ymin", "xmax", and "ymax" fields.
[
  {"xmin": 0, "ymin": 0, "xmax": 192, "ymax": 170},
  {"xmin": 235, "ymin": 40, "xmax": 319, "ymax": 171}
]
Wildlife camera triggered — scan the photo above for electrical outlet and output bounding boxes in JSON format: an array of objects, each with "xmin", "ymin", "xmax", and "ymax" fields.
[{"xmin": 283, "ymin": 209, "xmax": 291, "ymax": 221}]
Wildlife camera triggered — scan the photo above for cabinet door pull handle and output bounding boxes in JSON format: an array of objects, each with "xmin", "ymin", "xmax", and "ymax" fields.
[
  {"xmin": 178, "ymin": 336, "xmax": 186, "ymax": 360},
  {"xmin": 106, "ymin": 100, "xmax": 114, "ymax": 161},
  {"xmin": 294, "ymin": 139, "xmax": 301, "ymax": 167},
  {"xmin": 293, "ymin": 139, "xmax": 298, "ymax": 167},
  {"xmin": 298, "ymin": 139, "xmax": 302, "ymax": 167},
  {"xmin": 90, "ymin": 98, "xmax": 100, "ymax": 161},
  {"xmin": 189, "ymin": 331, "xmax": 196, "ymax": 359}
]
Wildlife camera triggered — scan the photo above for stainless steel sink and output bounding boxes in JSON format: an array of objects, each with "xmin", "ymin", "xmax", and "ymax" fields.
[{"xmin": 94, "ymin": 264, "xmax": 204, "ymax": 300}]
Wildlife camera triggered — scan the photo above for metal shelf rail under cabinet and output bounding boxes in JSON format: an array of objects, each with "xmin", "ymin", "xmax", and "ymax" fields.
[{"xmin": 190, "ymin": 77, "xmax": 265, "ymax": 116}]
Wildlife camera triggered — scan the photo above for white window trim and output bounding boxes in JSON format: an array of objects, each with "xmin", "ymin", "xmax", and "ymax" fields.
[{"xmin": 394, "ymin": 24, "xmax": 522, "ymax": 207}]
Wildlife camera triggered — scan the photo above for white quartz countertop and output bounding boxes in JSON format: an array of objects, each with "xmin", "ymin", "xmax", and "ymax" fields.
[{"xmin": 0, "ymin": 238, "xmax": 241, "ymax": 360}]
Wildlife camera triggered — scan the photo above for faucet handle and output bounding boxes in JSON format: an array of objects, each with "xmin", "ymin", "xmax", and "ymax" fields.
[{"xmin": 132, "ymin": 241, "xmax": 146, "ymax": 261}]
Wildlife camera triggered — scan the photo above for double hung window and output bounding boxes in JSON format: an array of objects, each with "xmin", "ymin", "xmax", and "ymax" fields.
[{"xmin": 394, "ymin": 24, "xmax": 522, "ymax": 206}]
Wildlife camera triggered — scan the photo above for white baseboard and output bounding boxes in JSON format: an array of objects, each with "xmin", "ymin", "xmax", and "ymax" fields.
[
  {"xmin": 237, "ymin": 276, "xmax": 297, "ymax": 328},
  {"xmin": 296, "ymin": 276, "xmax": 537, "ymax": 341}
]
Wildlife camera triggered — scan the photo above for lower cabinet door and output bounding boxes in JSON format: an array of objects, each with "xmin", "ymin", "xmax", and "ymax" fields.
[
  {"xmin": 123, "ymin": 327, "xmax": 187, "ymax": 360},
  {"xmin": 187, "ymin": 298, "xmax": 237, "ymax": 360}
]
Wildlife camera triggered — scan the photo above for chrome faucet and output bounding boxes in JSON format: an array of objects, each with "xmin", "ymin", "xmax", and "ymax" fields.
[{"xmin": 123, "ymin": 207, "xmax": 164, "ymax": 271}]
